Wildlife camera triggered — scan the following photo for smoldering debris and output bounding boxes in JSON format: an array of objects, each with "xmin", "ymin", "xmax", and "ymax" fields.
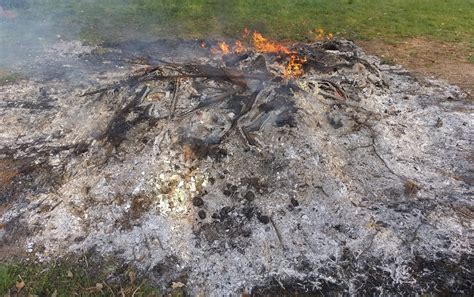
[{"xmin": 0, "ymin": 38, "xmax": 472, "ymax": 295}]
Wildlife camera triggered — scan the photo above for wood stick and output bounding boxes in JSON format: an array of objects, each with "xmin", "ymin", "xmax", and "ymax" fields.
[
  {"xmin": 81, "ymin": 63, "xmax": 269, "ymax": 96},
  {"xmin": 168, "ymin": 78, "xmax": 180, "ymax": 120}
]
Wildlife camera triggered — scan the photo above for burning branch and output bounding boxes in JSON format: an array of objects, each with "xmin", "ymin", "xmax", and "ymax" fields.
[{"xmin": 209, "ymin": 30, "xmax": 308, "ymax": 78}]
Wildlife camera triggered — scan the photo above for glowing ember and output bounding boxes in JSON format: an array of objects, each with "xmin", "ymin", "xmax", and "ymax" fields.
[
  {"xmin": 234, "ymin": 40, "xmax": 245, "ymax": 53},
  {"xmin": 284, "ymin": 53, "xmax": 307, "ymax": 77}
]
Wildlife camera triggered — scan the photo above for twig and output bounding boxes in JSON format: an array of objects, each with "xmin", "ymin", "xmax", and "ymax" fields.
[
  {"xmin": 321, "ymin": 80, "xmax": 348, "ymax": 100},
  {"xmin": 131, "ymin": 282, "xmax": 144, "ymax": 297},
  {"xmin": 48, "ymin": 200, "xmax": 63, "ymax": 212},
  {"xmin": 319, "ymin": 90, "xmax": 345, "ymax": 101},
  {"xmin": 82, "ymin": 64, "xmax": 269, "ymax": 96},
  {"xmin": 102, "ymin": 86, "xmax": 150, "ymax": 145},
  {"xmin": 178, "ymin": 89, "xmax": 238, "ymax": 117},
  {"xmin": 355, "ymin": 231, "xmax": 378, "ymax": 260},
  {"xmin": 104, "ymin": 282, "xmax": 116, "ymax": 297},
  {"xmin": 168, "ymin": 78, "xmax": 180, "ymax": 120},
  {"xmin": 120, "ymin": 286, "xmax": 126, "ymax": 297},
  {"xmin": 371, "ymin": 136, "xmax": 404, "ymax": 180},
  {"xmin": 270, "ymin": 216, "xmax": 286, "ymax": 249},
  {"xmin": 315, "ymin": 185, "xmax": 329, "ymax": 197}
]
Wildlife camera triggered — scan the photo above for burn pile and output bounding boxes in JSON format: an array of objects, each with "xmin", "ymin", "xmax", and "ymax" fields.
[{"xmin": 0, "ymin": 36, "xmax": 472, "ymax": 295}]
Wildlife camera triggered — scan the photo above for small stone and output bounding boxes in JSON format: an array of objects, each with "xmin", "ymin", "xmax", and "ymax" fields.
[
  {"xmin": 223, "ymin": 189, "xmax": 232, "ymax": 196},
  {"xmin": 257, "ymin": 214, "xmax": 270, "ymax": 224},
  {"xmin": 198, "ymin": 210, "xmax": 206, "ymax": 219},
  {"xmin": 192, "ymin": 196, "xmax": 204, "ymax": 207},
  {"xmin": 244, "ymin": 191, "xmax": 255, "ymax": 201},
  {"xmin": 290, "ymin": 198, "xmax": 299, "ymax": 207},
  {"xmin": 220, "ymin": 206, "xmax": 232, "ymax": 219}
]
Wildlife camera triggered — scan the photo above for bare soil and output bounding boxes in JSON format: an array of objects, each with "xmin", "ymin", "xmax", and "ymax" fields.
[{"xmin": 358, "ymin": 38, "xmax": 474, "ymax": 98}]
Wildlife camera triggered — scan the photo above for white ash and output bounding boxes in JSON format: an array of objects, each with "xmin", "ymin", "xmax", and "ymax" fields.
[{"xmin": 0, "ymin": 39, "xmax": 472, "ymax": 295}]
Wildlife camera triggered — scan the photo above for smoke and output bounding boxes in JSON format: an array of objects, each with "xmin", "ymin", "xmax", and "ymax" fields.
[
  {"xmin": 0, "ymin": 1, "xmax": 73, "ymax": 70},
  {"xmin": 0, "ymin": 0, "xmax": 245, "ymax": 77},
  {"xmin": 0, "ymin": 1, "xmax": 185, "ymax": 68}
]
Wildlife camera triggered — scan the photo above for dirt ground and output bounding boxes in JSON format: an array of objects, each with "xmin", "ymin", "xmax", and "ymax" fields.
[{"xmin": 358, "ymin": 38, "xmax": 474, "ymax": 98}]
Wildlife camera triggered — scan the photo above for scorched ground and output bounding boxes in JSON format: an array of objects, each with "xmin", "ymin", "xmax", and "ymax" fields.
[{"xmin": 0, "ymin": 37, "xmax": 472, "ymax": 295}]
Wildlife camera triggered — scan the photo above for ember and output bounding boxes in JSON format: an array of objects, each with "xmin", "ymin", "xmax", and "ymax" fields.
[
  {"xmin": 234, "ymin": 40, "xmax": 245, "ymax": 53},
  {"xmin": 211, "ymin": 41, "xmax": 231, "ymax": 55}
]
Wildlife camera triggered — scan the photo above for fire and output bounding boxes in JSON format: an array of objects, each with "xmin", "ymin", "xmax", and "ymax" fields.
[
  {"xmin": 252, "ymin": 32, "xmax": 291, "ymax": 55},
  {"xmin": 234, "ymin": 40, "xmax": 245, "ymax": 53},
  {"xmin": 210, "ymin": 30, "xmax": 309, "ymax": 78},
  {"xmin": 210, "ymin": 41, "xmax": 231, "ymax": 55},
  {"xmin": 218, "ymin": 41, "xmax": 230, "ymax": 54},
  {"xmin": 313, "ymin": 28, "xmax": 334, "ymax": 40},
  {"xmin": 285, "ymin": 53, "xmax": 307, "ymax": 78},
  {"xmin": 250, "ymin": 32, "xmax": 306, "ymax": 78}
]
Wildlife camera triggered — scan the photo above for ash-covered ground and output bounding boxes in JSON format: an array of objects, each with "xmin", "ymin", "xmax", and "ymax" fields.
[{"xmin": 0, "ymin": 39, "xmax": 472, "ymax": 295}]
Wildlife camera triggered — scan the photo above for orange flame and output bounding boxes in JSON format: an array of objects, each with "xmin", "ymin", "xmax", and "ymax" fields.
[
  {"xmin": 251, "ymin": 31, "xmax": 306, "ymax": 77},
  {"xmin": 252, "ymin": 32, "xmax": 291, "ymax": 55},
  {"xmin": 284, "ymin": 53, "xmax": 307, "ymax": 78},
  {"xmin": 313, "ymin": 28, "xmax": 334, "ymax": 40},
  {"xmin": 210, "ymin": 30, "xmax": 308, "ymax": 78},
  {"xmin": 234, "ymin": 40, "xmax": 245, "ymax": 53},
  {"xmin": 218, "ymin": 41, "xmax": 230, "ymax": 54},
  {"xmin": 211, "ymin": 41, "xmax": 231, "ymax": 55}
]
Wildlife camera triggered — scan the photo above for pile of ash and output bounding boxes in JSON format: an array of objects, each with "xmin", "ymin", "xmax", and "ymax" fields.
[{"xmin": 0, "ymin": 38, "xmax": 472, "ymax": 295}]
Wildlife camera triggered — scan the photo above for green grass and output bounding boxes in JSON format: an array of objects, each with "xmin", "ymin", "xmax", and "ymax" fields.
[
  {"xmin": 469, "ymin": 54, "xmax": 474, "ymax": 64},
  {"xmin": 9, "ymin": 0, "xmax": 473, "ymax": 44},
  {"xmin": 0, "ymin": 71, "xmax": 23, "ymax": 85},
  {"xmin": 0, "ymin": 256, "xmax": 162, "ymax": 296}
]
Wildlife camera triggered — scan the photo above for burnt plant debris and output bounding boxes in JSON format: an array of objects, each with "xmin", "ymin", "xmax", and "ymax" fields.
[
  {"xmin": 251, "ymin": 251, "xmax": 473, "ymax": 296},
  {"xmin": 0, "ymin": 38, "xmax": 472, "ymax": 295}
]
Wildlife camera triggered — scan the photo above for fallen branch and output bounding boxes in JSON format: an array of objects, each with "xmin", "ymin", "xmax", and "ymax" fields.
[
  {"xmin": 168, "ymin": 78, "xmax": 180, "ymax": 120},
  {"xmin": 82, "ymin": 63, "xmax": 270, "ymax": 96}
]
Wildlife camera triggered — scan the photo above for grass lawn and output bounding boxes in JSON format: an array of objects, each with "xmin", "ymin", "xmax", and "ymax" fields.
[
  {"xmin": 7, "ymin": 0, "xmax": 472, "ymax": 45},
  {"xmin": 0, "ymin": 256, "xmax": 163, "ymax": 296}
]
